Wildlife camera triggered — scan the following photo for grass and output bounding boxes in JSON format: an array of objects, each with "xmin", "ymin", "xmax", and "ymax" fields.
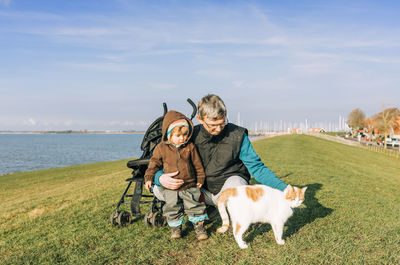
[
  {"xmin": 321, "ymin": 131, "xmax": 346, "ymax": 137},
  {"xmin": 1, "ymin": 134, "xmax": 399, "ymax": 264}
]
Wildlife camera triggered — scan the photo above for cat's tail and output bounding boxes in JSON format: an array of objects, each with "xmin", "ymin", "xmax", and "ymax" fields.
[{"xmin": 216, "ymin": 187, "xmax": 237, "ymax": 233}]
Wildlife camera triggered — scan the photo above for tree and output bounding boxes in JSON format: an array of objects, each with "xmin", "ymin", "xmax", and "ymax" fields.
[
  {"xmin": 347, "ymin": 108, "xmax": 366, "ymax": 137},
  {"xmin": 392, "ymin": 117, "xmax": 400, "ymax": 135},
  {"xmin": 373, "ymin": 107, "xmax": 400, "ymax": 148},
  {"xmin": 364, "ymin": 118, "xmax": 375, "ymax": 140}
]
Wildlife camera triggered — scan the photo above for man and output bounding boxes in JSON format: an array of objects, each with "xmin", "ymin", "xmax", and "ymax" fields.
[{"xmin": 153, "ymin": 94, "xmax": 287, "ymax": 209}]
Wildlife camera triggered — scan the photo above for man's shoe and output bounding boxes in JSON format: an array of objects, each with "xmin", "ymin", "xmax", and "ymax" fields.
[
  {"xmin": 194, "ymin": 221, "xmax": 208, "ymax": 240},
  {"xmin": 171, "ymin": 225, "xmax": 182, "ymax": 239}
]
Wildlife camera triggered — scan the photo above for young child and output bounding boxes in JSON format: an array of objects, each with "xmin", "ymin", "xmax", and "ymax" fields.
[{"xmin": 144, "ymin": 110, "xmax": 208, "ymax": 240}]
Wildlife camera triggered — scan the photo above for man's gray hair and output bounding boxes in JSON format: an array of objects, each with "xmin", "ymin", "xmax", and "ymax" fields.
[{"xmin": 198, "ymin": 94, "xmax": 227, "ymax": 120}]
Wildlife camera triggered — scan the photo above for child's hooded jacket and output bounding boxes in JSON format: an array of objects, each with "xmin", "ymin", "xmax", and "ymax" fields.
[{"xmin": 144, "ymin": 110, "xmax": 205, "ymax": 191}]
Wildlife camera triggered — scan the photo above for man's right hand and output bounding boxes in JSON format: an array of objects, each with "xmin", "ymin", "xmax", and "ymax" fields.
[{"xmin": 159, "ymin": 171, "xmax": 183, "ymax": 190}]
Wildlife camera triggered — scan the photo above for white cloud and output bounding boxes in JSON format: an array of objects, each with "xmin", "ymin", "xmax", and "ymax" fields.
[
  {"xmin": 19, "ymin": 27, "xmax": 122, "ymax": 39},
  {"xmin": 1, "ymin": 2, "xmax": 290, "ymax": 55},
  {"xmin": 7, "ymin": 118, "xmax": 152, "ymax": 131},
  {"xmin": 291, "ymin": 63, "xmax": 336, "ymax": 74},
  {"xmin": 232, "ymin": 81, "xmax": 244, "ymax": 88},
  {"xmin": 61, "ymin": 62, "xmax": 135, "ymax": 72},
  {"xmin": 233, "ymin": 50, "xmax": 281, "ymax": 57},
  {"xmin": 294, "ymin": 51, "xmax": 340, "ymax": 60},
  {"xmin": 24, "ymin": 118, "xmax": 37, "ymax": 126},
  {"xmin": 121, "ymin": 120, "xmax": 150, "ymax": 127},
  {"xmin": 244, "ymin": 78, "xmax": 292, "ymax": 91},
  {"xmin": 349, "ymin": 55, "xmax": 400, "ymax": 64},
  {"xmin": 98, "ymin": 48, "xmax": 202, "ymax": 61},
  {"xmin": 186, "ymin": 37, "xmax": 288, "ymax": 46},
  {"xmin": 0, "ymin": 10, "xmax": 63, "ymax": 20},
  {"xmin": 54, "ymin": 27, "xmax": 116, "ymax": 37},
  {"xmin": 343, "ymin": 40, "xmax": 400, "ymax": 48}
]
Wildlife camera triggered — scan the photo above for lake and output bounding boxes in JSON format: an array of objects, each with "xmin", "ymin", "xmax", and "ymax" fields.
[{"xmin": 0, "ymin": 134, "xmax": 144, "ymax": 175}]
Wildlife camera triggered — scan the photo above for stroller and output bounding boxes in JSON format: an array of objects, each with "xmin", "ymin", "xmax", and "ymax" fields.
[{"xmin": 110, "ymin": 98, "xmax": 197, "ymax": 227}]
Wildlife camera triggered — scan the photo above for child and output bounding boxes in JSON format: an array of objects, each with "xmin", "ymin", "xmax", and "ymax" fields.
[{"xmin": 144, "ymin": 110, "xmax": 208, "ymax": 240}]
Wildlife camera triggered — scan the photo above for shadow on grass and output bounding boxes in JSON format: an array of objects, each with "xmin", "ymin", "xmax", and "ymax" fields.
[
  {"xmin": 284, "ymin": 183, "xmax": 333, "ymax": 238},
  {"xmin": 240, "ymin": 183, "xmax": 333, "ymax": 244}
]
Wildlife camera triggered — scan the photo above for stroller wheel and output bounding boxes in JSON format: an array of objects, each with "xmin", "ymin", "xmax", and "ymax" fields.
[
  {"xmin": 110, "ymin": 210, "xmax": 120, "ymax": 226},
  {"xmin": 144, "ymin": 211, "xmax": 153, "ymax": 227},
  {"xmin": 116, "ymin": 211, "xmax": 131, "ymax": 226},
  {"xmin": 151, "ymin": 211, "xmax": 167, "ymax": 227}
]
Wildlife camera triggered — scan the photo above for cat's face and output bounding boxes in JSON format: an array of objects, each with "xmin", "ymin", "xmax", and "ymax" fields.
[{"xmin": 284, "ymin": 185, "xmax": 307, "ymax": 208}]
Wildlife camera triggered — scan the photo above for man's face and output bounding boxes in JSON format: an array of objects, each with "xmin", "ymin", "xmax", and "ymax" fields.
[{"xmin": 197, "ymin": 115, "xmax": 227, "ymax": 135}]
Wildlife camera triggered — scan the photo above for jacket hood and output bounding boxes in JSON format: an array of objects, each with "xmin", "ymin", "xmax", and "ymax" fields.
[{"xmin": 162, "ymin": 110, "xmax": 194, "ymax": 143}]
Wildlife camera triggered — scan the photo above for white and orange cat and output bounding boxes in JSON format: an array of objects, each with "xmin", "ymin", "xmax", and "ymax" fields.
[{"xmin": 216, "ymin": 184, "xmax": 307, "ymax": 249}]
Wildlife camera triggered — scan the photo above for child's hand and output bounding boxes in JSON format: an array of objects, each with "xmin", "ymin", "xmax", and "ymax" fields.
[
  {"xmin": 197, "ymin": 183, "xmax": 202, "ymax": 188},
  {"xmin": 145, "ymin": 181, "xmax": 152, "ymax": 191}
]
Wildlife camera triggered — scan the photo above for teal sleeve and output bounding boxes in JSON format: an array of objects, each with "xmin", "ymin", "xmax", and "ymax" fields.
[
  {"xmin": 239, "ymin": 134, "xmax": 287, "ymax": 191},
  {"xmin": 154, "ymin": 169, "xmax": 163, "ymax": 187}
]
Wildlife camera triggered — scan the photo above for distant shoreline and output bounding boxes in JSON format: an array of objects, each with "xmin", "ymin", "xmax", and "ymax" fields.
[{"xmin": 0, "ymin": 131, "xmax": 145, "ymax": 135}]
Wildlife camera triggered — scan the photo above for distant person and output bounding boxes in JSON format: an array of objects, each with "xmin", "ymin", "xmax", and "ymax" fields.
[
  {"xmin": 144, "ymin": 110, "xmax": 208, "ymax": 240},
  {"xmin": 152, "ymin": 94, "xmax": 287, "ymax": 220}
]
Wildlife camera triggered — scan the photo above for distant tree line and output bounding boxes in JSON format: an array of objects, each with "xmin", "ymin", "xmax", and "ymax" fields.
[{"xmin": 347, "ymin": 107, "xmax": 400, "ymax": 148}]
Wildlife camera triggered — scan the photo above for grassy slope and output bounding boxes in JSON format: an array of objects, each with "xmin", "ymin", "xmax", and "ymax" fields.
[{"xmin": 1, "ymin": 135, "xmax": 399, "ymax": 264}]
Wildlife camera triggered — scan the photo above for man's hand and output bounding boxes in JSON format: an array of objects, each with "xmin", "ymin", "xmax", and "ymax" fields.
[
  {"xmin": 197, "ymin": 183, "xmax": 202, "ymax": 188},
  {"xmin": 145, "ymin": 180, "xmax": 152, "ymax": 191},
  {"xmin": 159, "ymin": 171, "xmax": 183, "ymax": 190}
]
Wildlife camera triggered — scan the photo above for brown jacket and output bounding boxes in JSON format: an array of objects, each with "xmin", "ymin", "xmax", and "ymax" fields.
[{"xmin": 144, "ymin": 110, "xmax": 205, "ymax": 191}]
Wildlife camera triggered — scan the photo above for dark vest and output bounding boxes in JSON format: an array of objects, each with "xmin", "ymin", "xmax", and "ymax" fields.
[{"xmin": 192, "ymin": 123, "xmax": 250, "ymax": 195}]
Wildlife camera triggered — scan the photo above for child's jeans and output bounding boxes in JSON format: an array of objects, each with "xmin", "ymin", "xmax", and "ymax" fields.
[{"xmin": 160, "ymin": 186, "xmax": 207, "ymax": 227}]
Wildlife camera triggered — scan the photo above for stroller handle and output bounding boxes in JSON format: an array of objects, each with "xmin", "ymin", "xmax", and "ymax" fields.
[
  {"xmin": 187, "ymin": 98, "xmax": 197, "ymax": 120},
  {"xmin": 163, "ymin": 102, "xmax": 168, "ymax": 116}
]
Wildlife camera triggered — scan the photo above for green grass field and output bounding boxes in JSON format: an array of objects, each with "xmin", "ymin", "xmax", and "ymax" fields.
[{"xmin": 1, "ymin": 134, "xmax": 399, "ymax": 264}]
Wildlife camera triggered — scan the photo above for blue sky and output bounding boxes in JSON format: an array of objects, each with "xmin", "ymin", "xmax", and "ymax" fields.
[{"xmin": 1, "ymin": 0, "xmax": 399, "ymax": 131}]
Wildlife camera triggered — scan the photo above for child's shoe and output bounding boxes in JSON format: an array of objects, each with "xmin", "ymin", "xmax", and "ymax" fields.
[
  {"xmin": 171, "ymin": 225, "xmax": 182, "ymax": 239},
  {"xmin": 194, "ymin": 221, "xmax": 208, "ymax": 240}
]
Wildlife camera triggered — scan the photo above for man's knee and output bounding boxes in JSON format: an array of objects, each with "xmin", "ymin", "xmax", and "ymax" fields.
[
  {"xmin": 221, "ymin": 175, "xmax": 248, "ymax": 190},
  {"xmin": 213, "ymin": 176, "xmax": 248, "ymax": 203},
  {"xmin": 200, "ymin": 188, "xmax": 217, "ymax": 206},
  {"xmin": 152, "ymin": 185, "xmax": 165, "ymax": 201}
]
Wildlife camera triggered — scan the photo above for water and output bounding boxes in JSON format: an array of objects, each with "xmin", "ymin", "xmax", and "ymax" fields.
[{"xmin": 0, "ymin": 134, "xmax": 144, "ymax": 175}]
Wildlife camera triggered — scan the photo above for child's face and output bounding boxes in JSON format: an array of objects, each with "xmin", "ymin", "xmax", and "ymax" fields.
[{"xmin": 170, "ymin": 132, "xmax": 188, "ymax": 146}]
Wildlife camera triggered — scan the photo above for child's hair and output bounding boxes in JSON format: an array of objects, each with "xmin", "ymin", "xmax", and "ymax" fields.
[
  {"xmin": 170, "ymin": 125, "xmax": 189, "ymax": 136},
  {"xmin": 198, "ymin": 94, "xmax": 227, "ymax": 120}
]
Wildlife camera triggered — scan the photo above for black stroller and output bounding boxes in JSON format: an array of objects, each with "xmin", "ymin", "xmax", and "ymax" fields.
[{"xmin": 110, "ymin": 99, "xmax": 197, "ymax": 227}]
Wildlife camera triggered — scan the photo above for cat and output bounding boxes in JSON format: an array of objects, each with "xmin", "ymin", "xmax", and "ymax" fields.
[{"xmin": 216, "ymin": 184, "xmax": 307, "ymax": 249}]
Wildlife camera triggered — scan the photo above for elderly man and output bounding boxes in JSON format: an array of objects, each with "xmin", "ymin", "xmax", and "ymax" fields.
[{"xmin": 153, "ymin": 94, "xmax": 287, "ymax": 211}]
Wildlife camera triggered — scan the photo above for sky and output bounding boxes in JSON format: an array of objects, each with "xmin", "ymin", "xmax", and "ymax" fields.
[{"xmin": 1, "ymin": 0, "xmax": 399, "ymax": 131}]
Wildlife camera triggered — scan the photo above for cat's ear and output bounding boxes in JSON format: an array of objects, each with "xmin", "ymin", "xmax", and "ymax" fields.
[
  {"xmin": 301, "ymin": 186, "xmax": 307, "ymax": 194},
  {"xmin": 284, "ymin": 184, "xmax": 292, "ymax": 195}
]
